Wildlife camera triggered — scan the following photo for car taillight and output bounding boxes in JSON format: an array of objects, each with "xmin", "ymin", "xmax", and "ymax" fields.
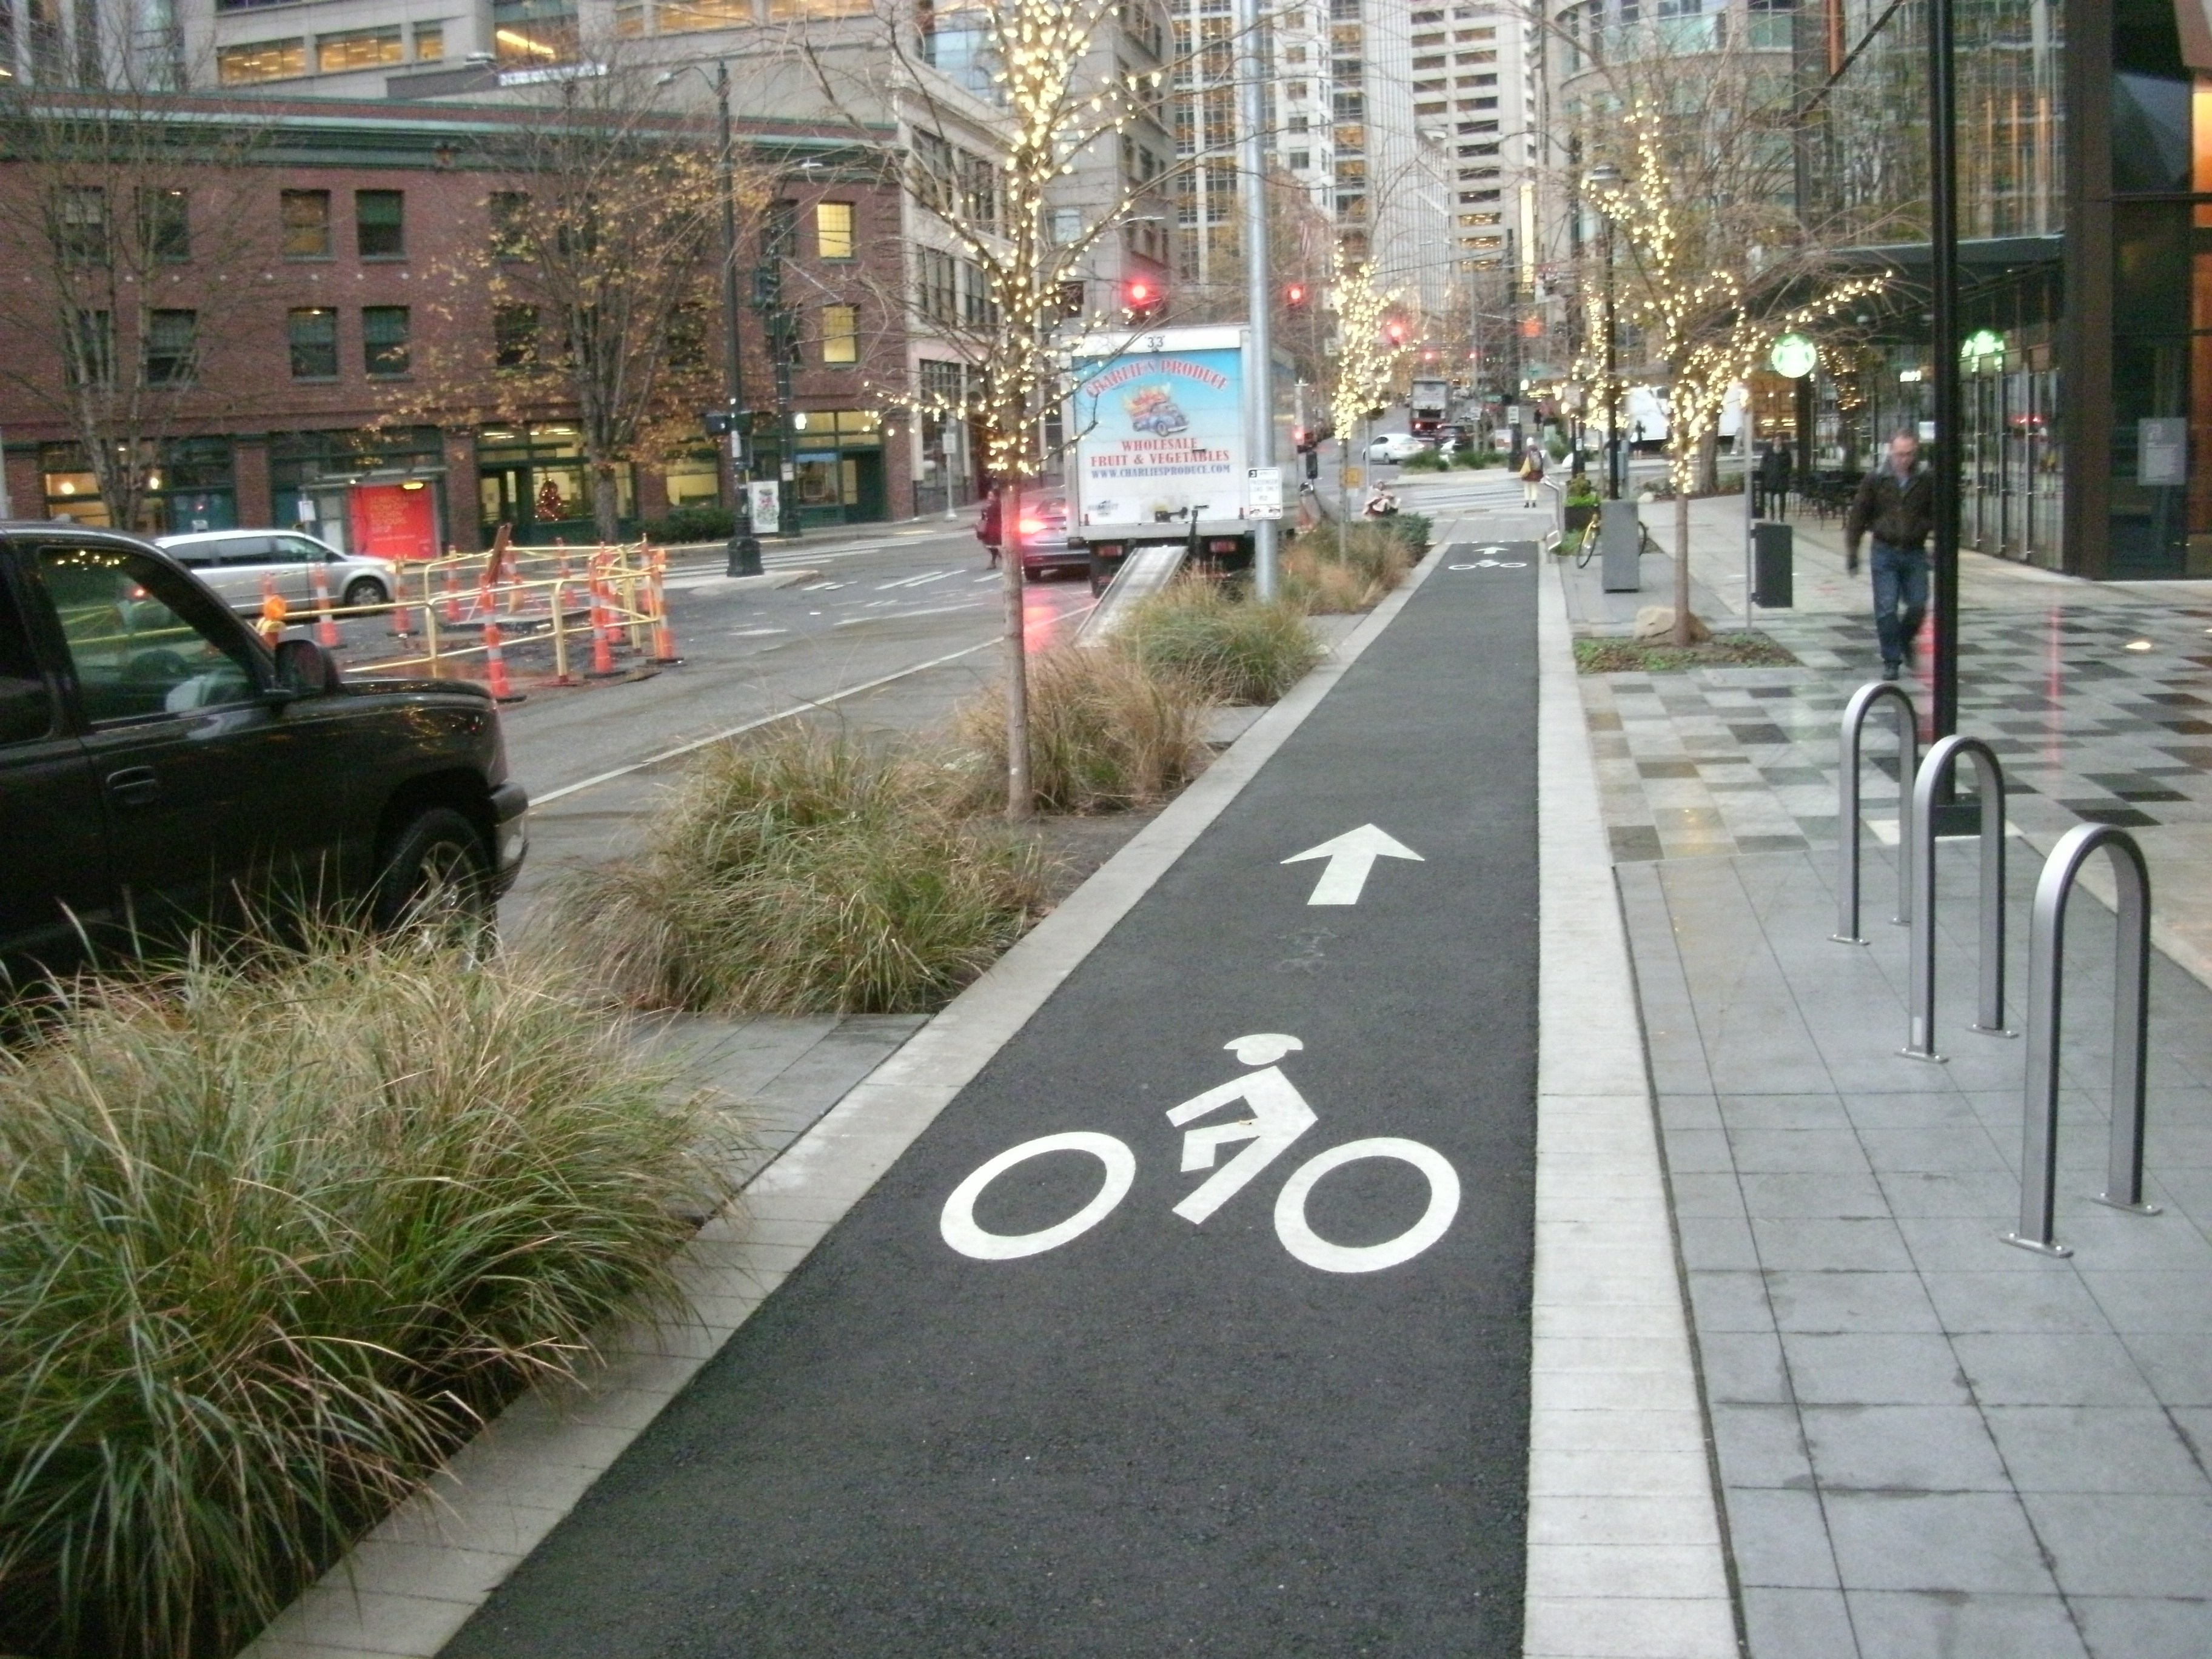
[
  {"xmin": 1207, "ymin": 539, "xmax": 1241, "ymax": 553},
  {"xmin": 1017, "ymin": 517, "xmax": 1045, "ymax": 534}
]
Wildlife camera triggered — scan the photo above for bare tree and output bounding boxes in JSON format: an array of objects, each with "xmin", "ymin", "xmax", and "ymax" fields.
[
  {"xmin": 794, "ymin": 0, "xmax": 1238, "ymax": 818},
  {"xmin": 1561, "ymin": 39, "xmax": 1894, "ymax": 643},
  {"xmin": 398, "ymin": 50, "xmax": 754, "ymax": 545},
  {"xmin": 0, "ymin": 77, "xmax": 270, "ymax": 529}
]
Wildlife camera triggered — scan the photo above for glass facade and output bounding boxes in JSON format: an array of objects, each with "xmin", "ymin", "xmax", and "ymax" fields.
[{"xmin": 1798, "ymin": 0, "xmax": 2212, "ymax": 577}]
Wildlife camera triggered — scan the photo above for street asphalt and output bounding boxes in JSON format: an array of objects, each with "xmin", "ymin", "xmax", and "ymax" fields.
[{"xmin": 442, "ymin": 541, "xmax": 1541, "ymax": 1658}]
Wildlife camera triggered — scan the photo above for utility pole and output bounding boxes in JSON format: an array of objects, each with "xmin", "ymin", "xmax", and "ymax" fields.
[{"xmin": 1235, "ymin": 0, "xmax": 1278, "ymax": 598}]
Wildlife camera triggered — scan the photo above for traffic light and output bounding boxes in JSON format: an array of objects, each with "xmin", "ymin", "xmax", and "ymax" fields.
[
  {"xmin": 1123, "ymin": 275, "xmax": 1165, "ymax": 321},
  {"xmin": 1284, "ymin": 281, "xmax": 1310, "ymax": 312},
  {"xmin": 1383, "ymin": 317, "xmax": 1409, "ymax": 346}
]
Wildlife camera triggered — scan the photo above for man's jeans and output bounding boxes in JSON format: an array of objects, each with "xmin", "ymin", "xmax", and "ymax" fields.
[{"xmin": 1869, "ymin": 538, "xmax": 1929, "ymax": 666}]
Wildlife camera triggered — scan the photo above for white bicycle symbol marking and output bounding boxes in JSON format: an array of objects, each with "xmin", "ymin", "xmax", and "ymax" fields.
[{"xmin": 940, "ymin": 1034, "xmax": 1462, "ymax": 1274}]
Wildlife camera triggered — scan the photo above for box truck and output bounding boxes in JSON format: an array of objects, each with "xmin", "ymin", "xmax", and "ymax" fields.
[
  {"xmin": 1065, "ymin": 324, "xmax": 1291, "ymax": 594},
  {"xmin": 1409, "ymin": 377, "xmax": 1450, "ymax": 436}
]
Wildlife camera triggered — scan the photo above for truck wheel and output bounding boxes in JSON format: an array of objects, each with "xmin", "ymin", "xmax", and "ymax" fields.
[{"xmin": 374, "ymin": 806, "xmax": 494, "ymax": 947}]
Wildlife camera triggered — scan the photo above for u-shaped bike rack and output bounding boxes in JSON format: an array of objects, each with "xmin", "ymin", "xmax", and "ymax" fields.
[
  {"xmin": 1902, "ymin": 736, "xmax": 2014, "ymax": 1061},
  {"xmin": 1832, "ymin": 681, "xmax": 1919, "ymax": 945},
  {"xmin": 2003, "ymin": 823, "xmax": 2160, "ymax": 1258}
]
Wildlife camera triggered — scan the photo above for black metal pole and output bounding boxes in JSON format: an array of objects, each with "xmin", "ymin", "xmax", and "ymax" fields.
[
  {"xmin": 718, "ymin": 63, "xmax": 762, "ymax": 577},
  {"xmin": 1929, "ymin": 0, "xmax": 1960, "ymax": 739}
]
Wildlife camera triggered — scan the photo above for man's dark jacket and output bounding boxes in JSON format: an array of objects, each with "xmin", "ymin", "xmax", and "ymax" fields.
[{"xmin": 1846, "ymin": 462, "xmax": 1935, "ymax": 551}]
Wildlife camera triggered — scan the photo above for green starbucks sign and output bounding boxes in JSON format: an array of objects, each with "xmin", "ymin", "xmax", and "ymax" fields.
[{"xmin": 1768, "ymin": 332, "xmax": 1817, "ymax": 379}]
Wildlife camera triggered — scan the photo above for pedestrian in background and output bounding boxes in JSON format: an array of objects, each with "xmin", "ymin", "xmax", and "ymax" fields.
[
  {"xmin": 976, "ymin": 485, "xmax": 1003, "ymax": 570},
  {"xmin": 1845, "ymin": 429, "xmax": 1935, "ymax": 681},
  {"xmin": 1519, "ymin": 446, "xmax": 1546, "ymax": 509}
]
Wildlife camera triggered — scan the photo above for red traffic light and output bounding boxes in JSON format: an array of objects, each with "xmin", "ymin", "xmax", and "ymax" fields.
[
  {"xmin": 1124, "ymin": 276, "xmax": 1165, "ymax": 318},
  {"xmin": 1284, "ymin": 281, "xmax": 1309, "ymax": 310},
  {"xmin": 1383, "ymin": 318, "xmax": 1408, "ymax": 344}
]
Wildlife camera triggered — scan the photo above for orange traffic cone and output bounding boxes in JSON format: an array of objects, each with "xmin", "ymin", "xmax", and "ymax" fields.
[
  {"xmin": 481, "ymin": 616, "xmax": 522, "ymax": 703},
  {"xmin": 390, "ymin": 563, "xmax": 415, "ymax": 640},
  {"xmin": 310, "ymin": 559, "xmax": 341, "ymax": 646},
  {"xmin": 258, "ymin": 574, "xmax": 288, "ymax": 646},
  {"xmin": 648, "ymin": 548, "xmax": 680, "ymax": 663},
  {"xmin": 586, "ymin": 557, "xmax": 619, "ymax": 677}
]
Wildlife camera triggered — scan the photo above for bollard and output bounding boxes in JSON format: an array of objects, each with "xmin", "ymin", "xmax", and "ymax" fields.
[
  {"xmin": 2003, "ymin": 823, "xmax": 2159, "ymax": 1258},
  {"xmin": 1902, "ymin": 735, "xmax": 2013, "ymax": 1061},
  {"xmin": 648, "ymin": 547, "xmax": 680, "ymax": 663},
  {"xmin": 310, "ymin": 560, "xmax": 341, "ymax": 647},
  {"xmin": 548, "ymin": 578, "xmax": 576, "ymax": 686},
  {"xmin": 1832, "ymin": 680, "xmax": 1919, "ymax": 943}
]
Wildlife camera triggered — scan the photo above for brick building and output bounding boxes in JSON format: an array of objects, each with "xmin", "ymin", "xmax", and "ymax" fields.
[{"xmin": 0, "ymin": 95, "xmax": 916, "ymax": 551}]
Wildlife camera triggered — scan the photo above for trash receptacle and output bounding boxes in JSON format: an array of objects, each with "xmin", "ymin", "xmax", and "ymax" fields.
[
  {"xmin": 1752, "ymin": 520, "xmax": 1793, "ymax": 609},
  {"xmin": 1600, "ymin": 500, "xmax": 1642, "ymax": 592}
]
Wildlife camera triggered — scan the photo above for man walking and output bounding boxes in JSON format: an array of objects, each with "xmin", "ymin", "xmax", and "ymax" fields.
[
  {"xmin": 1845, "ymin": 429, "xmax": 1936, "ymax": 681},
  {"xmin": 1519, "ymin": 445, "xmax": 1546, "ymax": 509}
]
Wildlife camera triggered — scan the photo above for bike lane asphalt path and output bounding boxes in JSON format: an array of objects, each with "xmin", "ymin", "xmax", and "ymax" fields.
[{"xmin": 444, "ymin": 546, "xmax": 1541, "ymax": 1658}]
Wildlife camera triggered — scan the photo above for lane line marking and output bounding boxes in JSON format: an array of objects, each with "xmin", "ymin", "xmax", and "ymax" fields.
[{"xmin": 529, "ymin": 638, "xmax": 999, "ymax": 806}]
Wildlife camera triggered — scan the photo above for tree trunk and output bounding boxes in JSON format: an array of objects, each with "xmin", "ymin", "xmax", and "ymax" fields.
[
  {"xmin": 1000, "ymin": 478, "xmax": 1033, "ymax": 820},
  {"xmin": 593, "ymin": 458, "xmax": 622, "ymax": 545},
  {"xmin": 1671, "ymin": 478, "xmax": 1694, "ymax": 647},
  {"xmin": 1697, "ymin": 430, "xmax": 1720, "ymax": 495}
]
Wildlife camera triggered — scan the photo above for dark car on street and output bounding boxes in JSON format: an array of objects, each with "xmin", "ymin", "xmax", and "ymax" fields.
[{"xmin": 0, "ymin": 524, "xmax": 528, "ymax": 985}]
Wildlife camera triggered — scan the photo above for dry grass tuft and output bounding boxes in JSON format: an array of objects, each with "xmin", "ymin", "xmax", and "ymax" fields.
[{"xmin": 953, "ymin": 645, "xmax": 1214, "ymax": 814}]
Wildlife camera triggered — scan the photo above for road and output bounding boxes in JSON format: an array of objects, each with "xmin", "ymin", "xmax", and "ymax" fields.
[{"xmin": 441, "ymin": 537, "xmax": 1545, "ymax": 1658}]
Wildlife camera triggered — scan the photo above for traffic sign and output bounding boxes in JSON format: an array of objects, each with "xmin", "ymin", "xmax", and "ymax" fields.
[{"xmin": 1245, "ymin": 466, "xmax": 1284, "ymax": 519}]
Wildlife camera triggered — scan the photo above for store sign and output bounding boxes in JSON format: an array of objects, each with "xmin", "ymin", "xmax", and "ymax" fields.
[
  {"xmin": 1768, "ymin": 332, "xmax": 1817, "ymax": 379},
  {"xmin": 350, "ymin": 482, "xmax": 437, "ymax": 561},
  {"xmin": 2139, "ymin": 417, "xmax": 2188, "ymax": 487}
]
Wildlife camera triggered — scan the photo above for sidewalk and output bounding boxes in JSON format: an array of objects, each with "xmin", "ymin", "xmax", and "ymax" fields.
[
  {"xmin": 1556, "ymin": 518, "xmax": 2212, "ymax": 1657},
  {"xmin": 1569, "ymin": 492, "xmax": 2212, "ymax": 988}
]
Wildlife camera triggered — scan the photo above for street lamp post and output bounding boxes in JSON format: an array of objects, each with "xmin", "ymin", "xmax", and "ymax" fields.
[
  {"xmin": 1928, "ymin": 0, "xmax": 1961, "ymax": 742},
  {"xmin": 1584, "ymin": 161, "xmax": 1624, "ymax": 500},
  {"xmin": 663, "ymin": 60, "xmax": 762, "ymax": 575},
  {"xmin": 712, "ymin": 64, "xmax": 762, "ymax": 575}
]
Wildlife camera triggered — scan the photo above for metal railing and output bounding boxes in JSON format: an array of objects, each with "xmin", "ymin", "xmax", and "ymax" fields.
[
  {"xmin": 2003, "ymin": 823, "xmax": 2160, "ymax": 1257},
  {"xmin": 1831, "ymin": 680, "xmax": 1919, "ymax": 944},
  {"xmin": 1902, "ymin": 736, "xmax": 2014, "ymax": 1061}
]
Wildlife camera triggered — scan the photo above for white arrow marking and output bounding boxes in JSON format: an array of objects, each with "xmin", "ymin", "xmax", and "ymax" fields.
[{"xmin": 1281, "ymin": 823, "xmax": 1425, "ymax": 905}]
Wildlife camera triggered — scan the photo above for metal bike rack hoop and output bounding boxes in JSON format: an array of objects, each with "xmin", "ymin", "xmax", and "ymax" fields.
[
  {"xmin": 2003, "ymin": 823, "xmax": 2159, "ymax": 1259},
  {"xmin": 1832, "ymin": 680, "xmax": 1919, "ymax": 944},
  {"xmin": 1902, "ymin": 736, "xmax": 2013, "ymax": 1061}
]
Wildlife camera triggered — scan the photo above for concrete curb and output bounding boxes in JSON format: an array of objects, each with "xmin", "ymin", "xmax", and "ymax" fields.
[
  {"xmin": 238, "ymin": 561, "xmax": 1450, "ymax": 1659},
  {"xmin": 1524, "ymin": 557, "xmax": 1738, "ymax": 1657}
]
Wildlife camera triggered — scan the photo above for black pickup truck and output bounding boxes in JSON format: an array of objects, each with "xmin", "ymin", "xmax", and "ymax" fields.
[{"xmin": 0, "ymin": 523, "xmax": 528, "ymax": 982}]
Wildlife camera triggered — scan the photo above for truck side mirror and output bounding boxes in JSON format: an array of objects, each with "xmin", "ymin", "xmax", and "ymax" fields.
[{"xmin": 273, "ymin": 637, "xmax": 341, "ymax": 697}]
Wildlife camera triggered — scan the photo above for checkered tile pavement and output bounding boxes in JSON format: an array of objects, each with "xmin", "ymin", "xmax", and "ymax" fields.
[{"xmin": 1584, "ymin": 602, "xmax": 2212, "ymax": 864}]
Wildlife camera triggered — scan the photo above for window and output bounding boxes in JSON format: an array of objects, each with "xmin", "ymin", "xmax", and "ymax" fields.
[
  {"xmin": 0, "ymin": 576, "xmax": 55, "ymax": 748},
  {"xmin": 355, "ymin": 189, "xmax": 404, "ymax": 258},
  {"xmin": 281, "ymin": 189, "xmax": 330, "ymax": 258},
  {"xmin": 492, "ymin": 0, "xmax": 578, "ymax": 64},
  {"xmin": 489, "ymin": 191, "xmax": 532, "ymax": 258},
  {"xmin": 145, "ymin": 310, "xmax": 198, "ymax": 385},
  {"xmin": 917, "ymin": 247, "xmax": 957, "ymax": 324},
  {"xmin": 139, "ymin": 189, "xmax": 189, "ymax": 261},
  {"xmin": 957, "ymin": 153, "xmax": 997, "ymax": 232},
  {"xmin": 414, "ymin": 19, "xmax": 444, "ymax": 58},
  {"xmin": 216, "ymin": 38, "xmax": 306, "ymax": 82},
  {"xmin": 814, "ymin": 201, "xmax": 854, "ymax": 260},
  {"xmin": 494, "ymin": 304, "xmax": 539, "ymax": 369},
  {"xmin": 1289, "ymin": 150, "xmax": 1310, "ymax": 169},
  {"xmin": 317, "ymin": 25, "xmax": 403, "ymax": 72},
  {"xmin": 914, "ymin": 132, "xmax": 954, "ymax": 212},
  {"xmin": 33, "ymin": 546, "xmax": 256, "ymax": 725},
  {"xmin": 362, "ymin": 306, "xmax": 410, "ymax": 375},
  {"xmin": 287, "ymin": 307, "xmax": 338, "ymax": 378},
  {"xmin": 1048, "ymin": 205, "xmax": 1082, "ymax": 244},
  {"xmin": 65, "ymin": 310, "xmax": 112, "ymax": 387},
  {"xmin": 56, "ymin": 186, "xmax": 107, "ymax": 265},
  {"xmin": 960, "ymin": 260, "xmax": 996, "ymax": 327},
  {"xmin": 820, "ymin": 304, "xmax": 858, "ymax": 364}
]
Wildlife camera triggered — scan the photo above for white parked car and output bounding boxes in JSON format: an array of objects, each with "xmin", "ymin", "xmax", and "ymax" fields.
[
  {"xmin": 1366, "ymin": 432, "xmax": 1430, "ymax": 464},
  {"xmin": 155, "ymin": 529, "xmax": 397, "ymax": 615}
]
